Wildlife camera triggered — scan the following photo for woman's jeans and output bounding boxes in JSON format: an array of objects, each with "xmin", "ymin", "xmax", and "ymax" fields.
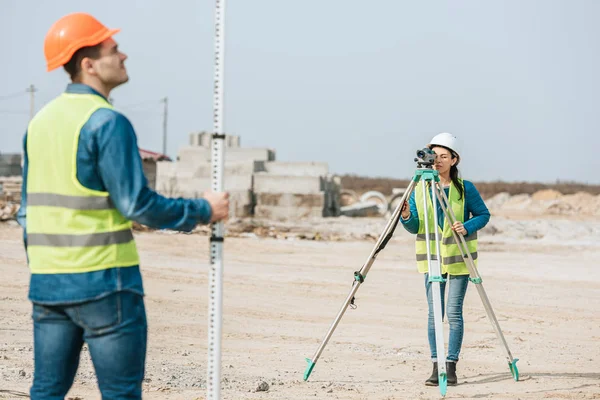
[
  {"xmin": 29, "ymin": 291, "xmax": 147, "ymax": 400},
  {"xmin": 425, "ymin": 273, "xmax": 469, "ymax": 362}
]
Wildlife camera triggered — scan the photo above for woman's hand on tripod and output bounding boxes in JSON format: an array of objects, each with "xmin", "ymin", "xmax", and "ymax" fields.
[
  {"xmin": 401, "ymin": 201, "xmax": 410, "ymax": 220},
  {"xmin": 452, "ymin": 221, "xmax": 467, "ymax": 236}
]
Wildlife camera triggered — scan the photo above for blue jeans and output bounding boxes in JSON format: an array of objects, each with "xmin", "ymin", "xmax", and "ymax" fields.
[
  {"xmin": 30, "ymin": 291, "xmax": 147, "ymax": 400},
  {"xmin": 425, "ymin": 273, "xmax": 469, "ymax": 362}
]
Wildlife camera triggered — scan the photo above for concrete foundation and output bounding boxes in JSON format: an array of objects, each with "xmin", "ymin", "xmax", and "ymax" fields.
[
  {"xmin": 165, "ymin": 161, "xmax": 264, "ymax": 179},
  {"xmin": 254, "ymin": 205, "xmax": 323, "ymax": 220},
  {"xmin": 255, "ymin": 193, "xmax": 325, "ymax": 208},
  {"xmin": 159, "ymin": 175, "xmax": 254, "ymax": 195},
  {"xmin": 178, "ymin": 147, "xmax": 275, "ymax": 164},
  {"xmin": 253, "ymin": 174, "xmax": 322, "ymax": 194},
  {"xmin": 154, "ymin": 134, "xmax": 340, "ymax": 219},
  {"xmin": 263, "ymin": 161, "xmax": 328, "ymax": 177}
]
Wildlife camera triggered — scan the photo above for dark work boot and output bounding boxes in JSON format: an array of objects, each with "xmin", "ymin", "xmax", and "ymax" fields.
[
  {"xmin": 446, "ymin": 361, "xmax": 458, "ymax": 386},
  {"xmin": 425, "ymin": 362, "xmax": 438, "ymax": 386}
]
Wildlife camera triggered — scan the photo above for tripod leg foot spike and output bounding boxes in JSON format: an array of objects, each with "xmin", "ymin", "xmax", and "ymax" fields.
[
  {"xmin": 439, "ymin": 372, "xmax": 447, "ymax": 396},
  {"xmin": 509, "ymin": 358, "xmax": 519, "ymax": 381},
  {"xmin": 304, "ymin": 358, "xmax": 316, "ymax": 381}
]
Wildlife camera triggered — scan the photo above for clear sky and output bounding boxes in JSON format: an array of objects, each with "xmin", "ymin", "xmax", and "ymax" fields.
[{"xmin": 1, "ymin": 0, "xmax": 599, "ymax": 184}]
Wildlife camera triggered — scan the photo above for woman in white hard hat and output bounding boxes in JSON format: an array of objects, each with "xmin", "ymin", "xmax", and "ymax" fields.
[{"xmin": 400, "ymin": 132, "xmax": 490, "ymax": 387}]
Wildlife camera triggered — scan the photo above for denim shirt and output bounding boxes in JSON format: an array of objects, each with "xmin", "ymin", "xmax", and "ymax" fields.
[
  {"xmin": 18, "ymin": 83, "xmax": 213, "ymax": 305},
  {"xmin": 401, "ymin": 180, "xmax": 490, "ymax": 236}
]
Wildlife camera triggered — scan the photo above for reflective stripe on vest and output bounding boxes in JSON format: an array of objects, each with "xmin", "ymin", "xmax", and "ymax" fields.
[
  {"xmin": 25, "ymin": 93, "xmax": 140, "ymax": 274},
  {"xmin": 414, "ymin": 179, "xmax": 478, "ymax": 275},
  {"xmin": 417, "ymin": 232, "xmax": 477, "ymax": 246},
  {"xmin": 28, "ymin": 229, "xmax": 134, "ymax": 247},
  {"xmin": 27, "ymin": 193, "xmax": 114, "ymax": 209}
]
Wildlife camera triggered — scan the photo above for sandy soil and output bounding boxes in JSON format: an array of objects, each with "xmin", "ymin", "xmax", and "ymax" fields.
[{"xmin": 0, "ymin": 215, "xmax": 599, "ymax": 400}]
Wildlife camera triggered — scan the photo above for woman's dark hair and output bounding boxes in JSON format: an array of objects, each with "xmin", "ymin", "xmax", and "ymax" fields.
[
  {"xmin": 431, "ymin": 145, "xmax": 463, "ymax": 200},
  {"xmin": 63, "ymin": 44, "xmax": 103, "ymax": 82}
]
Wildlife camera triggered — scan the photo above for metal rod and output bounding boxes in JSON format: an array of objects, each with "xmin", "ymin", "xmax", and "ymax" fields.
[
  {"xmin": 424, "ymin": 178, "xmax": 447, "ymax": 385},
  {"xmin": 207, "ymin": 0, "xmax": 226, "ymax": 398},
  {"xmin": 162, "ymin": 97, "xmax": 168, "ymax": 156}
]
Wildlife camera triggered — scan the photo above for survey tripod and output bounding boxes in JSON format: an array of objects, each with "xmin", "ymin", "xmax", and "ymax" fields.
[{"xmin": 303, "ymin": 148, "xmax": 519, "ymax": 397}]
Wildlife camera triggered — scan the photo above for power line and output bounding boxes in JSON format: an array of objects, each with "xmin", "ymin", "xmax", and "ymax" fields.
[
  {"xmin": 0, "ymin": 109, "xmax": 29, "ymax": 115},
  {"xmin": 0, "ymin": 85, "xmax": 37, "ymax": 120},
  {"xmin": 117, "ymin": 99, "xmax": 162, "ymax": 110},
  {"xmin": 0, "ymin": 91, "xmax": 26, "ymax": 102},
  {"xmin": 122, "ymin": 110, "xmax": 162, "ymax": 116}
]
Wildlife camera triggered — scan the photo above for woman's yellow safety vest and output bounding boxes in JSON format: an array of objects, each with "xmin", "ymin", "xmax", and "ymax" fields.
[
  {"xmin": 25, "ymin": 93, "xmax": 140, "ymax": 274},
  {"xmin": 414, "ymin": 179, "xmax": 477, "ymax": 276}
]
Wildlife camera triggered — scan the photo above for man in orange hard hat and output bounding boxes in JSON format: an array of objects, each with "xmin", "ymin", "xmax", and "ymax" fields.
[{"xmin": 17, "ymin": 12, "xmax": 229, "ymax": 399}]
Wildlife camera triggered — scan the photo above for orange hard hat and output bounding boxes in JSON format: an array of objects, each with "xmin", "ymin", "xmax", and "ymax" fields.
[{"xmin": 44, "ymin": 12, "xmax": 120, "ymax": 72}]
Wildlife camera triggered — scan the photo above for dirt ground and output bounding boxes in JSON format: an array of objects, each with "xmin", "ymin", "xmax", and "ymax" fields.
[{"xmin": 0, "ymin": 214, "xmax": 599, "ymax": 400}]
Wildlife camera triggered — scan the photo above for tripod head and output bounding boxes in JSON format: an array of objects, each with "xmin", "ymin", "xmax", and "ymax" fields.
[{"xmin": 414, "ymin": 147, "xmax": 437, "ymax": 169}]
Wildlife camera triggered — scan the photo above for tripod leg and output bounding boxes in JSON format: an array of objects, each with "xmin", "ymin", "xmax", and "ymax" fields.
[
  {"xmin": 433, "ymin": 183, "xmax": 519, "ymax": 382},
  {"xmin": 303, "ymin": 179, "xmax": 418, "ymax": 381},
  {"xmin": 426, "ymin": 181, "xmax": 448, "ymax": 396}
]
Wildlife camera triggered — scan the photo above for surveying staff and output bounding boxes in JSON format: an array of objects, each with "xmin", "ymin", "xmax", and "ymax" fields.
[
  {"xmin": 400, "ymin": 132, "xmax": 490, "ymax": 387},
  {"xmin": 16, "ymin": 12, "xmax": 229, "ymax": 399}
]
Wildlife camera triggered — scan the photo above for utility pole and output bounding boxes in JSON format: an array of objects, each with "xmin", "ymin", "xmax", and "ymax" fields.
[
  {"xmin": 162, "ymin": 97, "xmax": 168, "ymax": 156},
  {"xmin": 26, "ymin": 84, "xmax": 37, "ymax": 120}
]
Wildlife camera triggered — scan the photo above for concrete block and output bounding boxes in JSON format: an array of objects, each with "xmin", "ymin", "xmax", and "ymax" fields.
[
  {"xmin": 0, "ymin": 154, "xmax": 22, "ymax": 165},
  {"xmin": 155, "ymin": 175, "xmax": 182, "ymax": 197},
  {"xmin": 227, "ymin": 147, "xmax": 275, "ymax": 162},
  {"xmin": 255, "ymin": 193, "xmax": 324, "ymax": 208},
  {"xmin": 263, "ymin": 161, "xmax": 328, "ymax": 177},
  {"xmin": 142, "ymin": 160, "xmax": 157, "ymax": 190},
  {"xmin": 227, "ymin": 135, "xmax": 241, "ymax": 148},
  {"xmin": 320, "ymin": 174, "xmax": 342, "ymax": 217},
  {"xmin": 178, "ymin": 146, "xmax": 210, "ymax": 162},
  {"xmin": 189, "ymin": 132, "xmax": 241, "ymax": 148},
  {"xmin": 157, "ymin": 160, "xmax": 263, "ymax": 181},
  {"xmin": 0, "ymin": 154, "xmax": 23, "ymax": 176},
  {"xmin": 169, "ymin": 175, "xmax": 254, "ymax": 194},
  {"xmin": 154, "ymin": 187, "xmax": 253, "ymax": 218},
  {"xmin": 189, "ymin": 132, "xmax": 211, "ymax": 147},
  {"xmin": 254, "ymin": 205, "xmax": 323, "ymax": 220},
  {"xmin": 178, "ymin": 147, "xmax": 275, "ymax": 164},
  {"xmin": 155, "ymin": 162, "xmax": 180, "ymax": 196},
  {"xmin": 180, "ymin": 161, "xmax": 264, "ymax": 178},
  {"xmin": 253, "ymin": 174, "xmax": 322, "ymax": 194},
  {"xmin": 340, "ymin": 202, "xmax": 380, "ymax": 217},
  {"xmin": 222, "ymin": 190, "xmax": 254, "ymax": 218},
  {"xmin": 156, "ymin": 161, "xmax": 178, "ymax": 178}
]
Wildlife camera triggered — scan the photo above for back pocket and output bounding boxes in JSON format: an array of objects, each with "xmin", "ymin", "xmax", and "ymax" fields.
[{"xmin": 74, "ymin": 293, "xmax": 121, "ymax": 332}]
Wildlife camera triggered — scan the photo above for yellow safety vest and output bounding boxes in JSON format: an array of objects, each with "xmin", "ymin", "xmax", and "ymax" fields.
[
  {"xmin": 25, "ymin": 93, "xmax": 140, "ymax": 274},
  {"xmin": 414, "ymin": 179, "xmax": 477, "ymax": 275}
]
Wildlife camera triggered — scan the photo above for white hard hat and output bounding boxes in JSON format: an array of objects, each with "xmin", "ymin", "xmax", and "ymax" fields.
[{"xmin": 428, "ymin": 132, "xmax": 461, "ymax": 164}]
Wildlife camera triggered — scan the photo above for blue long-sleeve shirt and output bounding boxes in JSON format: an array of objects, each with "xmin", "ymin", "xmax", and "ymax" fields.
[
  {"xmin": 18, "ymin": 83, "xmax": 213, "ymax": 305},
  {"xmin": 400, "ymin": 180, "xmax": 490, "ymax": 236}
]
